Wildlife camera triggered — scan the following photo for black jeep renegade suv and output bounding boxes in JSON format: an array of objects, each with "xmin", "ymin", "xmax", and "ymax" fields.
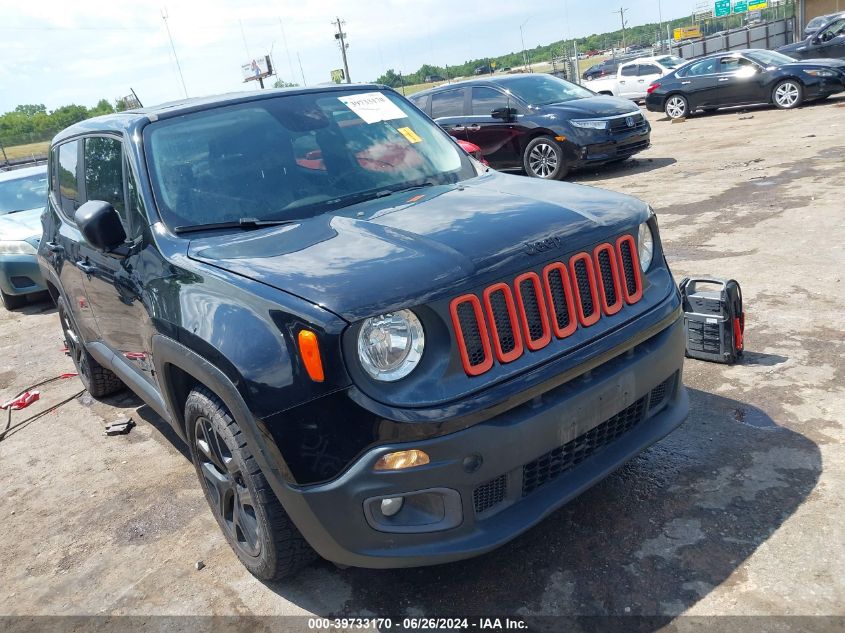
[{"xmin": 38, "ymin": 85, "xmax": 688, "ymax": 580}]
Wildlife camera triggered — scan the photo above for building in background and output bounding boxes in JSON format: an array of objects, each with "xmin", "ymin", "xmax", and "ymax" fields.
[{"xmin": 800, "ymin": 0, "xmax": 845, "ymax": 26}]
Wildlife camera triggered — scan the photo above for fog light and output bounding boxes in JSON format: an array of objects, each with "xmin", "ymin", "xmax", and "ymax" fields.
[
  {"xmin": 374, "ymin": 449, "xmax": 430, "ymax": 471},
  {"xmin": 380, "ymin": 497, "xmax": 404, "ymax": 517}
]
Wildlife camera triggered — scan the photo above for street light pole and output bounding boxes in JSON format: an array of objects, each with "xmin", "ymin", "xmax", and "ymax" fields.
[
  {"xmin": 520, "ymin": 17, "xmax": 532, "ymax": 72},
  {"xmin": 657, "ymin": 0, "xmax": 665, "ymax": 52}
]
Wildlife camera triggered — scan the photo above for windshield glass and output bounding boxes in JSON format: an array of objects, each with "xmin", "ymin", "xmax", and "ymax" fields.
[
  {"xmin": 656, "ymin": 56, "xmax": 686, "ymax": 68},
  {"xmin": 746, "ymin": 50, "xmax": 797, "ymax": 66},
  {"xmin": 0, "ymin": 171, "xmax": 48, "ymax": 214},
  {"xmin": 500, "ymin": 75, "xmax": 595, "ymax": 106},
  {"xmin": 144, "ymin": 89, "xmax": 475, "ymax": 231}
]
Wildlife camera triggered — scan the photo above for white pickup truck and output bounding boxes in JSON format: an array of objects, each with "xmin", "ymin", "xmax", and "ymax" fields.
[{"xmin": 585, "ymin": 55, "xmax": 686, "ymax": 101}]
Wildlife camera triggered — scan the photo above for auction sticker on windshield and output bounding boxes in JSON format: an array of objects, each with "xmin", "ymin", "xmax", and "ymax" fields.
[{"xmin": 338, "ymin": 92, "xmax": 406, "ymax": 124}]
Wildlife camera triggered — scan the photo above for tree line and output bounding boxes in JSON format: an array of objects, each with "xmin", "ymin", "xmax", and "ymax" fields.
[{"xmin": 0, "ymin": 98, "xmax": 133, "ymax": 148}]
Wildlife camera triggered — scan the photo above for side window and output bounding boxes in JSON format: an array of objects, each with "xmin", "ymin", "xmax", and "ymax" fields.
[
  {"xmin": 720, "ymin": 57, "xmax": 753, "ymax": 73},
  {"xmin": 638, "ymin": 64, "xmax": 662, "ymax": 76},
  {"xmin": 430, "ymin": 89, "xmax": 465, "ymax": 118},
  {"xmin": 685, "ymin": 58, "xmax": 718, "ymax": 77},
  {"xmin": 83, "ymin": 137, "xmax": 125, "ymax": 219},
  {"xmin": 125, "ymin": 163, "xmax": 149, "ymax": 240},
  {"xmin": 49, "ymin": 146, "xmax": 59, "ymax": 198},
  {"xmin": 471, "ymin": 87, "xmax": 510, "ymax": 115},
  {"xmin": 409, "ymin": 93, "xmax": 430, "ymax": 115},
  {"xmin": 821, "ymin": 18, "xmax": 845, "ymax": 40},
  {"xmin": 621, "ymin": 65, "xmax": 638, "ymax": 77},
  {"xmin": 57, "ymin": 141, "xmax": 81, "ymax": 216}
]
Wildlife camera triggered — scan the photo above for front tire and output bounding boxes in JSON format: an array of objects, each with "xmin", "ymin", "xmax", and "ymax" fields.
[
  {"xmin": 523, "ymin": 136, "xmax": 569, "ymax": 180},
  {"xmin": 186, "ymin": 387, "xmax": 315, "ymax": 580},
  {"xmin": 665, "ymin": 94, "xmax": 689, "ymax": 119},
  {"xmin": 57, "ymin": 296, "xmax": 123, "ymax": 397},
  {"xmin": 773, "ymin": 79, "xmax": 803, "ymax": 109}
]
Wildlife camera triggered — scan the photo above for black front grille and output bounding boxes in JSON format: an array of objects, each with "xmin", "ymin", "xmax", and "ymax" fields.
[
  {"xmin": 488, "ymin": 289, "xmax": 516, "ymax": 354},
  {"xmin": 619, "ymin": 239, "xmax": 638, "ymax": 296},
  {"xmin": 546, "ymin": 268, "xmax": 571, "ymax": 331},
  {"xmin": 457, "ymin": 302, "xmax": 486, "ymax": 367},
  {"xmin": 609, "ymin": 113, "xmax": 646, "ymax": 133},
  {"xmin": 597, "ymin": 250, "xmax": 617, "ymax": 307},
  {"xmin": 649, "ymin": 380, "xmax": 669, "ymax": 410},
  {"xmin": 573, "ymin": 259, "xmax": 595, "ymax": 317},
  {"xmin": 473, "ymin": 474, "xmax": 508, "ymax": 514},
  {"xmin": 522, "ymin": 396, "xmax": 648, "ymax": 497},
  {"xmin": 517, "ymin": 279, "xmax": 544, "ymax": 341}
]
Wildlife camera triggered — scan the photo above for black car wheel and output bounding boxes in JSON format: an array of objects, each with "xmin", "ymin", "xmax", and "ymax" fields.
[
  {"xmin": 1, "ymin": 290, "xmax": 27, "ymax": 310},
  {"xmin": 772, "ymin": 80, "xmax": 803, "ymax": 109},
  {"xmin": 57, "ymin": 296, "xmax": 123, "ymax": 397},
  {"xmin": 665, "ymin": 94, "xmax": 689, "ymax": 119},
  {"xmin": 186, "ymin": 387, "xmax": 315, "ymax": 580},
  {"xmin": 523, "ymin": 136, "xmax": 568, "ymax": 180}
]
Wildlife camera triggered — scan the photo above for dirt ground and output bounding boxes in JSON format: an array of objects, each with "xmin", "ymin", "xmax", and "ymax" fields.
[{"xmin": 1, "ymin": 96, "xmax": 844, "ymax": 627}]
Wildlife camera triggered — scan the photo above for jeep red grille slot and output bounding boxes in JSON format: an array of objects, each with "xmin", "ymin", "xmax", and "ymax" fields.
[
  {"xmin": 594, "ymin": 243, "xmax": 624, "ymax": 316},
  {"xmin": 449, "ymin": 233, "xmax": 645, "ymax": 377},
  {"xmin": 514, "ymin": 272, "xmax": 552, "ymax": 351},
  {"xmin": 542, "ymin": 262, "xmax": 577, "ymax": 339},
  {"xmin": 615, "ymin": 235, "xmax": 643, "ymax": 304},
  {"xmin": 450, "ymin": 294, "xmax": 494, "ymax": 376},
  {"xmin": 570, "ymin": 253, "xmax": 601, "ymax": 327},
  {"xmin": 483, "ymin": 284, "xmax": 524, "ymax": 363}
]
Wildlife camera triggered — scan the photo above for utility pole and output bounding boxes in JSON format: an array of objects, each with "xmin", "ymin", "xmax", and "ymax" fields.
[
  {"xmin": 332, "ymin": 17, "xmax": 351, "ymax": 84},
  {"xmin": 657, "ymin": 0, "xmax": 664, "ymax": 52},
  {"xmin": 161, "ymin": 8, "xmax": 188, "ymax": 98},
  {"xmin": 616, "ymin": 7, "xmax": 629, "ymax": 52},
  {"xmin": 278, "ymin": 19, "xmax": 297, "ymax": 85}
]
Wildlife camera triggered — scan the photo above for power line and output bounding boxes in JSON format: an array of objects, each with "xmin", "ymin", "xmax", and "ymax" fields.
[{"xmin": 161, "ymin": 7, "xmax": 188, "ymax": 99}]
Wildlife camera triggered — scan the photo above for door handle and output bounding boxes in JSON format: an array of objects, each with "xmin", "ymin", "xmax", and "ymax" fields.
[
  {"xmin": 468, "ymin": 124, "xmax": 481, "ymax": 131},
  {"xmin": 46, "ymin": 241, "xmax": 64, "ymax": 253},
  {"xmin": 452, "ymin": 126, "xmax": 466, "ymax": 132},
  {"xmin": 75, "ymin": 260, "xmax": 96, "ymax": 274},
  {"xmin": 718, "ymin": 77, "xmax": 730, "ymax": 82},
  {"xmin": 638, "ymin": 79, "xmax": 645, "ymax": 83},
  {"xmin": 681, "ymin": 81, "xmax": 691, "ymax": 85}
]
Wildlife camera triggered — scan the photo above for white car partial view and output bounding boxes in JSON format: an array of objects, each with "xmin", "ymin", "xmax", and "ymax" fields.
[{"xmin": 586, "ymin": 55, "xmax": 687, "ymax": 101}]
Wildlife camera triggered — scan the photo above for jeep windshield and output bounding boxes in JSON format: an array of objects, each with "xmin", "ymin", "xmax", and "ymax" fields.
[
  {"xmin": 144, "ymin": 89, "xmax": 477, "ymax": 232},
  {"xmin": 499, "ymin": 75, "xmax": 595, "ymax": 106}
]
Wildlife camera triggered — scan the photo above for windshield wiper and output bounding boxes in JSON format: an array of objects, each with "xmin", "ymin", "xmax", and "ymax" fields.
[
  {"xmin": 321, "ymin": 181, "xmax": 438, "ymax": 212},
  {"xmin": 173, "ymin": 217, "xmax": 297, "ymax": 234}
]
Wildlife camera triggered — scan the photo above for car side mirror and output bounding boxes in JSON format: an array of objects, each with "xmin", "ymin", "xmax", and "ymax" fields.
[
  {"xmin": 75, "ymin": 200, "xmax": 126, "ymax": 252},
  {"xmin": 491, "ymin": 107, "xmax": 517, "ymax": 120}
]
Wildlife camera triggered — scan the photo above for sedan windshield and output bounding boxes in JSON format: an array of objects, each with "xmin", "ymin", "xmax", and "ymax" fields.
[
  {"xmin": 500, "ymin": 75, "xmax": 595, "ymax": 106},
  {"xmin": 144, "ymin": 89, "xmax": 475, "ymax": 231},
  {"xmin": 0, "ymin": 172, "xmax": 48, "ymax": 214},
  {"xmin": 746, "ymin": 50, "xmax": 799, "ymax": 66}
]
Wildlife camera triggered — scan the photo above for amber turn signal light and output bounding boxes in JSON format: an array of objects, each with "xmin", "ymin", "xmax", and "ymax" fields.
[
  {"xmin": 374, "ymin": 449, "xmax": 430, "ymax": 471},
  {"xmin": 297, "ymin": 330, "xmax": 324, "ymax": 382}
]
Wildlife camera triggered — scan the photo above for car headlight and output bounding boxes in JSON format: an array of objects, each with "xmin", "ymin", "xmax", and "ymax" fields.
[
  {"xmin": 0, "ymin": 240, "xmax": 38, "ymax": 256},
  {"xmin": 570, "ymin": 119, "xmax": 608, "ymax": 130},
  {"xmin": 805, "ymin": 68, "xmax": 837, "ymax": 77},
  {"xmin": 357, "ymin": 309, "xmax": 425, "ymax": 381},
  {"xmin": 638, "ymin": 221, "xmax": 655, "ymax": 272}
]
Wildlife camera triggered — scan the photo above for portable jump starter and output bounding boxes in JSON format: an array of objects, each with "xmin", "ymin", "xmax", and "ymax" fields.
[{"xmin": 679, "ymin": 277, "xmax": 745, "ymax": 364}]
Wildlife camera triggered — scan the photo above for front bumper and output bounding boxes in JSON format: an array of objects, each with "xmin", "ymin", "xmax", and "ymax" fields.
[
  {"xmin": 283, "ymin": 314, "xmax": 687, "ymax": 568},
  {"xmin": 0, "ymin": 254, "xmax": 46, "ymax": 296},
  {"xmin": 565, "ymin": 126, "xmax": 651, "ymax": 166}
]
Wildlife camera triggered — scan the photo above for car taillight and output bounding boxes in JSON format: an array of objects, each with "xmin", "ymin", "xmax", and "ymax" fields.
[{"xmin": 647, "ymin": 82, "xmax": 660, "ymax": 95}]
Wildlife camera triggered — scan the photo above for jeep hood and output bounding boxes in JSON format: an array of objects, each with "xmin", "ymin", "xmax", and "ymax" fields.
[{"xmin": 187, "ymin": 172, "xmax": 648, "ymax": 322}]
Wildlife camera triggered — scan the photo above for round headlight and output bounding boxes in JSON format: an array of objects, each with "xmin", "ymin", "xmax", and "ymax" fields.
[
  {"xmin": 638, "ymin": 221, "xmax": 654, "ymax": 272},
  {"xmin": 357, "ymin": 309, "xmax": 425, "ymax": 381}
]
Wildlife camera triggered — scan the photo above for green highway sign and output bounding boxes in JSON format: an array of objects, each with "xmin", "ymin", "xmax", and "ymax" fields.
[
  {"xmin": 733, "ymin": 1, "xmax": 748, "ymax": 13},
  {"xmin": 715, "ymin": 0, "xmax": 731, "ymax": 17}
]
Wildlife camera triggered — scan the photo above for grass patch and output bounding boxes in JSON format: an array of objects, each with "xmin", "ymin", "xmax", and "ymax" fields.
[{"xmin": 2, "ymin": 140, "xmax": 50, "ymax": 161}]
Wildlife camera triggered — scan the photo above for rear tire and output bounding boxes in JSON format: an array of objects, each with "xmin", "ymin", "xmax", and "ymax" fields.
[
  {"xmin": 186, "ymin": 387, "xmax": 315, "ymax": 580},
  {"xmin": 772, "ymin": 79, "xmax": 803, "ymax": 109},
  {"xmin": 57, "ymin": 296, "xmax": 123, "ymax": 397},
  {"xmin": 665, "ymin": 94, "xmax": 689, "ymax": 119},
  {"xmin": 523, "ymin": 136, "xmax": 569, "ymax": 180},
  {"xmin": 1, "ymin": 290, "xmax": 26, "ymax": 310}
]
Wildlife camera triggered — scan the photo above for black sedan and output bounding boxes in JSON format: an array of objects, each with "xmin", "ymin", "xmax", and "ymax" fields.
[
  {"xmin": 645, "ymin": 49, "xmax": 845, "ymax": 119},
  {"xmin": 779, "ymin": 14, "xmax": 845, "ymax": 60}
]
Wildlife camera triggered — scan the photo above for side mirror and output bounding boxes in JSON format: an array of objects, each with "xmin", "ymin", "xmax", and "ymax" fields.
[
  {"xmin": 491, "ymin": 106, "xmax": 517, "ymax": 120},
  {"xmin": 75, "ymin": 200, "xmax": 126, "ymax": 252}
]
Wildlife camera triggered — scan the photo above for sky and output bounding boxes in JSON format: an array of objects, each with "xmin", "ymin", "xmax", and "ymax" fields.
[{"xmin": 0, "ymin": 0, "xmax": 699, "ymax": 114}]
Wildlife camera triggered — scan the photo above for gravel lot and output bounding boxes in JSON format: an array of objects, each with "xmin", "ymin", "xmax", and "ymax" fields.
[{"xmin": 1, "ymin": 96, "xmax": 843, "ymax": 626}]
